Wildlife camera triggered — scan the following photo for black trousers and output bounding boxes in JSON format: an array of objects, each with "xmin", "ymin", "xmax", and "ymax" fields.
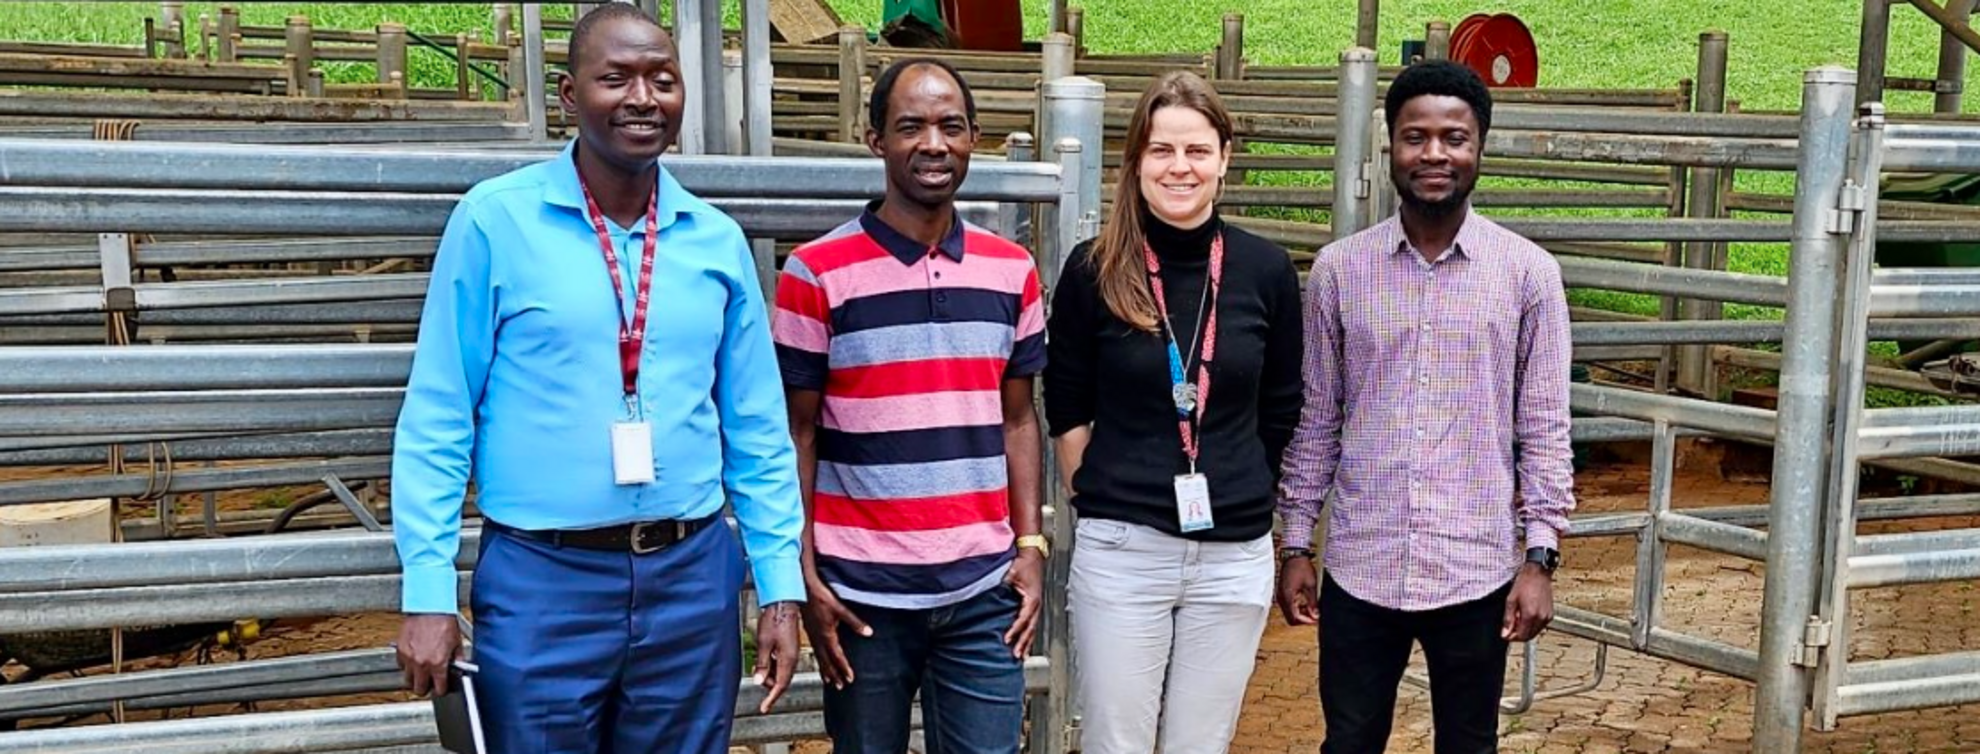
[{"xmin": 1318, "ymin": 574, "xmax": 1513, "ymax": 754}]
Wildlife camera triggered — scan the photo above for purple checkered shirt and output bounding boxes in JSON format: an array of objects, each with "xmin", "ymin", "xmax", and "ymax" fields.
[{"xmin": 1277, "ymin": 210, "xmax": 1575, "ymax": 612}]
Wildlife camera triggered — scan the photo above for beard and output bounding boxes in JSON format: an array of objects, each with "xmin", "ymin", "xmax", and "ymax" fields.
[{"xmin": 1394, "ymin": 170, "xmax": 1476, "ymax": 219}]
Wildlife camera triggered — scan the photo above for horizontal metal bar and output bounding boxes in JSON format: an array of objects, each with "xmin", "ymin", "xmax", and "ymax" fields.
[
  {"xmin": 1561, "ymin": 320, "xmax": 1980, "ymax": 345},
  {"xmin": 0, "ymin": 323, "xmax": 415, "ymax": 346},
  {"xmin": 1657, "ymin": 512, "xmax": 1769, "ymax": 560},
  {"xmin": 0, "ymin": 187, "xmax": 1002, "ymax": 242},
  {"xmin": 0, "ymin": 89, "xmax": 517, "ymax": 123},
  {"xmin": 1572, "ymin": 345, "xmax": 1666, "ymax": 362},
  {"xmin": 1844, "ymin": 650, "xmax": 1980, "ymax": 687},
  {"xmin": 0, "ymin": 429, "xmax": 394, "ymax": 467},
  {"xmin": 1854, "ymin": 528, "xmax": 1980, "ymax": 557},
  {"xmin": 0, "ymin": 529, "xmax": 463, "ymax": 593},
  {"xmin": 1882, "ymin": 135, "xmax": 1980, "ymax": 172},
  {"xmin": 0, "ymin": 572, "xmax": 451, "ymax": 632},
  {"xmin": 0, "ymin": 457, "xmax": 389, "ymax": 508},
  {"xmin": 1559, "ymin": 256, "xmax": 1789, "ymax": 305},
  {"xmin": 1552, "ymin": 606, "xmax": 1760, "ymax": 680},
  {"xmin": 0, "ymin": 661, "xmax": 1050, "ymax": 749},
  {"xmin": 0, "ymin": 388, "xmax": 402, "ymax": 436},
  {"xmin": 1566, "ymin": 512, "xmax": 1652, "ymax": 537},
  {"xmin": 0, "ymin": 139, "xmax": 1065, "ymax": 201},
  {"xmin": 1833, "ymin": 673, "xmax": 1980, "ymax": 717},
  {"xmin": 7, "ymin": 672, "xmax": 409, "ymax": 720},
  {"xmin": 0, "ymin": 701, "xmax": 437, "ymax": 753},
  {"xmin": 0, "ymin": 345, "xmax": 413, "ymax": 393},
  {"xmin": 1570, "ymin": 384, "xmax": 1775, "ymax": 440},
  {"xmin": 0, "ymin": 121, "xmax": 531, "ymax": 145},
  {"xmin": 1847, "ymin": 548, "xmax": 1980, "ymax": 588},
  {"xmin": 1869, "ymin": 283, "xmax": 1980, "ymax": 317},
  {"xmin": 1856, "ymin": 422, "xmax": 1980, "ymax": 460},
  {"xmin": 0, "ymin": 301, "xmax": 425, "ymax": 327},
  {"xmin": 0, "ymin": 648, "xmax": 398, "ymax": 715},
  {"xmin": 1874, "ymin": 267, "xmax": 1980, "ymax": 286}
]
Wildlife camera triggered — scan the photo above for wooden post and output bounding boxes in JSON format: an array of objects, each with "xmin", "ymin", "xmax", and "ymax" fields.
[
  {"xmin": 1355, "ymin": 0, "xmax": 1379, "ymax": 51},
  {"xmin": 377, "ymin": 22, "xmax": 409, "ymax": 88},
  {"xmin": 285, "ymin": 16, "xmax": 314, "ymax": 97},
  {"xmin": 457, "ymin": 33, "xmax": 476, "ymax": 100},
  {"xmin": 1856, "ymin": 0, "xmax": 1892, "ymax": 106},
  {"xmin": 1216, "ymin": 15, "xmax": 1248, "ymax": 191},
  {"xmin": 159, "ymin": 2, "xmax": 186, "ymax": 58},
  {"xmin": 837, "ymin": 26, "xmax": 866, "ymax": 143},
  {"xmin": 307, "ymin": 68, "xmax": 325, "ymax": 98},
  {"xmin": 1425, "ymin": 20, "xmax": 1451, "ymax": 61},
  {"xmin": 196, "ymin": 13, "xmax": 212, "ymax": 62},
  {"xmin": 216, "ymin": 6, "xmax": 239, "ymax": 63},
  {"xmin": 1066, "ymin": 7, "xmax": 1085, "ymax": 57},
  {"xmin": 1935, "ymin": 0, "xmax": 1980, "ymax": 112},
  {"xmin": 494, "ymin": 3, "xmax": 514, "ymax": 48}
]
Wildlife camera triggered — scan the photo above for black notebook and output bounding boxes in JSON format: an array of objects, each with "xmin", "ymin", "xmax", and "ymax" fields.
[{"xmin": 432, "ymin": 660, "xmax": 488, "ymax": 754}]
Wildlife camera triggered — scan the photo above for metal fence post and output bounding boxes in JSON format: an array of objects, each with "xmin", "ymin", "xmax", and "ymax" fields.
[
  {"xmin": 837, "ymin": 26, "xmax": 867, "ymax": 144},
  {"xmin": 1679, "ymin": 31, "xmax": 1730, "ymax": 397},
  {"xmin": 1425, "ymin": 20, "xmax": 1451, "ymax": 61},
  {"xmin": 722, "ymin": 48, "xmax": 746, "ymax": 157},
  {"xmin": 1041, "ymin": 77, "xmax": 1104, "ymax": 247},
  {"xmin": 673, "ymin": 0, "xmax": 726, "ymax": 155},
  {"xmin": 1753, "ymin": 66, "xmax": 1856, "ymax": 754},
  {"xmin": 1935, "ymin": 0, "xmax": 1980, "ymax": 113},
  {"xmin": 1812, "ymin": 102, "xmax": 1887, "ymax": 732},
  {"xmin": 742, "ymin": 0, "xmax": 774, "ymax": 157},
  {"xmin": 521, "ymin": 4, "xmax": 548, "ymax": 141},
  {"xmin": 1332, "ymin": 48, "xmax": 1378, "ymax": 239}
]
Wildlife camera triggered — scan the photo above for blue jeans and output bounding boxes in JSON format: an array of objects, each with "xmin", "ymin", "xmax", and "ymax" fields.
[
  {"xmin": 470, "ymin": 520, "xmax": 744, "ymax": 754},
  {"xmin": 822, "ymin": 583, "xmax": 1026, "ymax": 754}
]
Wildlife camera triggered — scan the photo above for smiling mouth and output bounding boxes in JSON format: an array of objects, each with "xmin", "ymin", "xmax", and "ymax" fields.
[
  {"xmin": 615, "ymin": 121, "xmax": 663, "ymax": 136},
  {"xmin": 1158, "ymin": 182, "xmax": 1200, "ymax": 196},
  {"xmin": 914, "ymin": 166, "xmax": 954, "ymax": 187}
]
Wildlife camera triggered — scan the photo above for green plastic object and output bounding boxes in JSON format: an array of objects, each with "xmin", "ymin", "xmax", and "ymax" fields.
[
  {"xmin": 1876, "ymin": 172, "xmax": 1980, "ymax": 353},
  {"xmin": 881, "ymin": 0, "xmax": 950, "ymax": 45}
]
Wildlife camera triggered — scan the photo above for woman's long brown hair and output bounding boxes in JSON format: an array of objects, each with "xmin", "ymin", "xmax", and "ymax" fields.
[{"xmin": 1088, "ymin": 70, "xmax": 1236, "ymax": 333}]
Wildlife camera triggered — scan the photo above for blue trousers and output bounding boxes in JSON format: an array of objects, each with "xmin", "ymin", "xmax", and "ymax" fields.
[
  {"xmin": 822, "ymin": 584, "xmax": 1026, "ymax": 754},
  {"xmin": 470, "ymin": 520, "xmax": 744, "ymax": 754}
]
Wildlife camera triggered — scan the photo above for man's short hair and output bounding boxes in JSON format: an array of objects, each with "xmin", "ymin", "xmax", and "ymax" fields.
[
  {"xmin": 568, "ymin": 3, "xmax": 665, "ymax": 72},
  {"xmin": 1383, "ymin": 60, "xmax": 1493, "ymax": 140},
  {"xmin": 867, "ymin": 58, "xmax": 978, "ymax": 132}
]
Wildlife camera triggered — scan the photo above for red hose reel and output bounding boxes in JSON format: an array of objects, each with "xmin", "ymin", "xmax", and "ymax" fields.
[{"xmin": 1450, "ymin": 13, "xmax": 1539, "ymax": 88}]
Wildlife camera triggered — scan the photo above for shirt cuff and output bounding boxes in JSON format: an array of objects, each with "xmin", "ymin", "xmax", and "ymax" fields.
[
  {"xmin": 1278, "ymin": 501, "xmax": 1318, "ymax": 549},
  {"xmin": 401, "ymin": 563, "xmax": 462, "ymax": 614},
  {"xmin": 1524, "ymin": 522, "xmax": 1561, "ymax": 552},
  {"xmin": 752, "ymin": 553, "xmax": 805, "ymax": 606}
]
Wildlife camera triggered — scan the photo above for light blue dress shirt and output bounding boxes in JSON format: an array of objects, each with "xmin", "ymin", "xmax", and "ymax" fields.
[{"xmin": 392, "ymin": 143, "xmax": 803, "ymax": 614}]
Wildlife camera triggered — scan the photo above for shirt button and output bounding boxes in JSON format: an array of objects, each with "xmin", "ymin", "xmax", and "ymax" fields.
[
  {"xmin": 1419, "ymin": 376, "xmax": 1429, "ymax": 386},
  {"xmin": 928, "ymin": 250, "xmax": 939, "ymax": 259},
  {"xmin": 936, "ymin": 293, "xmax": 948, "ymax": 303},
  {"xmin": 1421, "ymin": 323, "xmax": 1431, "ymax": 332},
  {"xmin": 933, "ymin": 271, "xmax": 942, "ymax": 279},
  {"xmin": 1416, "ymin": 428, "xmax": 1425, "ymax": 438}
]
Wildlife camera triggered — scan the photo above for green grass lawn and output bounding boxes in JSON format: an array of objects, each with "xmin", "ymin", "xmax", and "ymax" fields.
[{"xmin": 0, "ymin": 1, "xmax": 1969, "ymax": 388}]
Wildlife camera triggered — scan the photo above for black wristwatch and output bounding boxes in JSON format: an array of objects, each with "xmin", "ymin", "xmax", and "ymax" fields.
[
  {"xmin": 1278, "ymin": 546, "xmax": 1316, "ymax": 564},
  {"xmin": 1524, "ymin": 546, "xmax": 1560, "ymax": 575}
]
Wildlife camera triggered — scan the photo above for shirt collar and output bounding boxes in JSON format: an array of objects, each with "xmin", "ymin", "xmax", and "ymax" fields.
[
  {"xmin": 542, "ymin": 140, "xmax": 694, "ymax": 232},
  {"xmin": 858, "ymin": 199, "xmax": 967, "ymax": 265},
  {"xmin": 1388, "ymin": 208, "xmax": 1485, "ymax": 261}
]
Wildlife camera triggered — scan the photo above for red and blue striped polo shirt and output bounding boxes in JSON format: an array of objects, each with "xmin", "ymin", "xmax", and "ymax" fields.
[{"xmin": 772, "ymin": 203, "xmax": 1045, "ymax": 609}]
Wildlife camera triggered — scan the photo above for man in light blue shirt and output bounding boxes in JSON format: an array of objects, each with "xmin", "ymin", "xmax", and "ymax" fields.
[{"xmin": 390, "ymin": 6, "xmax": 803, "ymax": 752}]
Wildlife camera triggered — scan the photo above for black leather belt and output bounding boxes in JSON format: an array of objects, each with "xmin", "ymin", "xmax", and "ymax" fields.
[{"xmin": 490, "ymin": 515, "xmax": 715, "ymax": 555}]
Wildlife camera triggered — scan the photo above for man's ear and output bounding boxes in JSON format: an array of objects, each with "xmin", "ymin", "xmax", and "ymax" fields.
[
  {"xmin": 865, "ymin": 125, "xmax": 885, "ymax": 159},
  {"xmin": 557, "ymin": 70, "xmax": 577, "ymax": 115}
]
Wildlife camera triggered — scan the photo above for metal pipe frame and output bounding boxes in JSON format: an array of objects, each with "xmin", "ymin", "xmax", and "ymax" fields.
[
  {"xmin": 0, "ymin": 237, "xmax": 441, "ymax": 273},
  {"xmin": 1569, "ymin": 383, "xmax": 1776, "ymax": 440},
  {"xmin": 1559, "ymin": 255, "xmax": 1788, "ymax": 306},
  {"xmin": 0, "ymin": 388, "xmax": 403, "ymax": 437},
  {"xmin": 1753, "ymin": 67, "xmax": 1856, "ymax": 751},
  {"xmin": 0, "ymin": 457, "xmax": 389, "ymax": 508},
  {"xmin": 1656, "ymin": 512, "xmax": 1770, "ymax": 561},
  {"xmin": 0, "ymin": 140, "xmax": 1067, "ymax": 201},
  {"xmin": 1554, "ymin": 605, "xmax": 1762, "ymax": 681},
  {"xmin": 0, "ymin": 344, "xmax": 413, "ymax": 393},
  {"xmin": 0, "ymin": 428, "xmax": 393, "ymax": 467},
  {"xmin": 1330, "ymin": 48, "xmax": 1377, "ymax": 238},
  {"xmin": 0, "ymin": 528, "xmax": 455, "ymax": 593},
  {"xmin": 1570, "ymin": 318, "xmax": 1980, "ymax": 345}
]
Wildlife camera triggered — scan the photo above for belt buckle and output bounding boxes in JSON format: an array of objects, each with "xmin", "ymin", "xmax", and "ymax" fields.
[{"xmin": 628, "ymin": 521, "xmax": 679, "ymax": 555}]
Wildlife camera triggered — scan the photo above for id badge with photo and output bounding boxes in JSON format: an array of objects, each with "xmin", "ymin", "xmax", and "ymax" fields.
[
  {"xmin": 1174, "ymin": 473, "xmax": 1213, "ymax": 532},
  {"xmin": 610, "ymin": 421, "xmax": 655, "ymax": 485}
]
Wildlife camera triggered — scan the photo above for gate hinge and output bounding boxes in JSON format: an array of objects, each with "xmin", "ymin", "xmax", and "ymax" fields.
[
  {"xmin": 1797, "ymin": 617, "xmax": 1833, "ymax": 667},
  {"xmin": 1825, "ymin": 182, "xmax": 1865, "ymax": 234}
]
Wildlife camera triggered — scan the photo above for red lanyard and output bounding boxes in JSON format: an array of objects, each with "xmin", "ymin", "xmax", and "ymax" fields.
[
  {"xmin": 1143, "ymin": 233, "xmax": 1224, "ymax": 468},
  {"xmin": 579, "ymin": 178, "xmax": 659, "ymax": 399}
]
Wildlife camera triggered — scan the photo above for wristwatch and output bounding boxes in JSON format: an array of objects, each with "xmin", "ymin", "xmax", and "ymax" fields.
[
  {"xmin": 1016, "ymin": 534, "xmax": 1050, "ymax": 559},
  {"xmin": 1525, "ymin": 546, "xmax": 1561, "ymax": 575},
  {"xmin": 1278, "ymin": 546, "xmax": 1316, "ymax": 564}
]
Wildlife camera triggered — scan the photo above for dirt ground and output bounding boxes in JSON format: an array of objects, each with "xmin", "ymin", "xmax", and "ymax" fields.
[
  {"xmin": 7, "ymin": 444, "xmax": 1979, "ymax": 751},
  {"xmin": 1232, "ymin": 443, "xmax": 1980, "ymax": 754}
]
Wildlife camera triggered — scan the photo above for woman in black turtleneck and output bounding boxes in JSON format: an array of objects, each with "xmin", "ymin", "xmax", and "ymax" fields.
[{"xmin": 1044, "ymin": 70, "xmax": 1304, "ymax": 754}]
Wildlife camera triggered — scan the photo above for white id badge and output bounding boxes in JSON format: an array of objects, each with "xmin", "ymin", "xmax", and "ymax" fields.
[
  {"xmin": 1174, "ymin": 473, "xmax": 1214, "ymax": 532},
  {"xmin": 610, "ymin": 421, "xmax": 656, "ymax": 485}
]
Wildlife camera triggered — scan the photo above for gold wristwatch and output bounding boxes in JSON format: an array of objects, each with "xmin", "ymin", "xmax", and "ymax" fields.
[{"xmin": 1016, "ymin": 534, "xmax": 1050, "ymax": 559}]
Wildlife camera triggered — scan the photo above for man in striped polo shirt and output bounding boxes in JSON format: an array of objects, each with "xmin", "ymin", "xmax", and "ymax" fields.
[{"xmin": 772, "ymin": 58, "xmax": 1046, "ymax": 754}]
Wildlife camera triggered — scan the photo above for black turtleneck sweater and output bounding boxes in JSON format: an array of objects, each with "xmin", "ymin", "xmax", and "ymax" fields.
[{"xmin": 1043, "ymin": 212, "xmax": 1306, "ymax": 541}]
